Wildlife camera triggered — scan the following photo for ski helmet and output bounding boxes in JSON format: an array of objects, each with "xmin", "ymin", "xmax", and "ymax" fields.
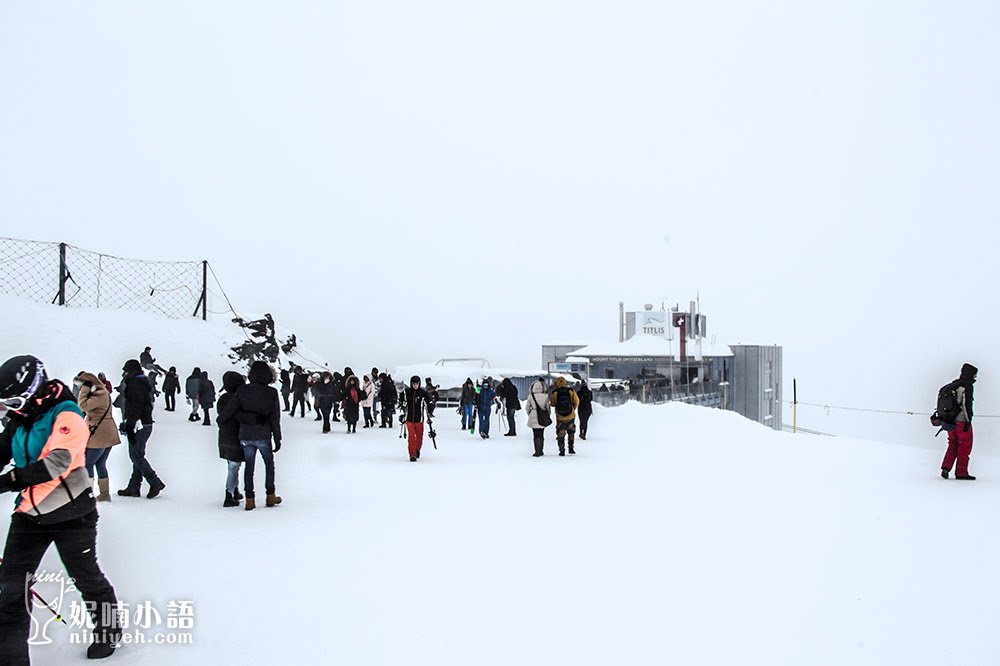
[{"xmin": 0, "ymin": 355, "xmax": 48, "ymax": 412}]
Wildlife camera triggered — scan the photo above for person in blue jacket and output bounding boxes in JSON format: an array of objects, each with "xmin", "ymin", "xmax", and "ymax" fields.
[{"xmin": 477, "ymin": 378, "xmax": 497, "ymax": 439}]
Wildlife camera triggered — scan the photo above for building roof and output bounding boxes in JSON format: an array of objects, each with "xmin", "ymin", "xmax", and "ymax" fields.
[
  {"xmin": 393, "ymin": 361, "xmax": 546, "ymax": 391},
  {"xmin": 569, "ymin": 334, "xmax": 733, "ymax": 360}
]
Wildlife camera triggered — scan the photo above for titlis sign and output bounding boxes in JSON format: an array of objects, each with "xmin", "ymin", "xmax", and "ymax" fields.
[{"xmin": 639, "ymin": 312, "xmax": 671, "ymax": 339}]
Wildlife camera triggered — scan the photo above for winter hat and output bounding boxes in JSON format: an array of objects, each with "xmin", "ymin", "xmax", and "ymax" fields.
[
  {"xmin": 222, "ymin": 371, "xmax": 246, "ymax": 393},
  {"xmin": 961, "ymin": 363, "xmax": 978, "ymax": 380},
  {"xmin": 0, "ymin": 355, "xmax": 48, "ymax": 407},
  {"xmin": 410, "ymin": 375, "xmax": 421, "ymax": 385},
  {"xmin": 248, "ymin": 361, "xmax": 274, "ymax": 385},
  {"xmin": 122, "ymin": 359, "xmax": 142, "ymax": 375}
]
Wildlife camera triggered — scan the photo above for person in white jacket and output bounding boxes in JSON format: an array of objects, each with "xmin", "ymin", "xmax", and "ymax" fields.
[
  {"xmin": 362, "ymin": 375, "xmax": 376, "ymax": 428},
  {"xmin": 524, "ymin": 379, "xmax": 551, "ymax": 457}
]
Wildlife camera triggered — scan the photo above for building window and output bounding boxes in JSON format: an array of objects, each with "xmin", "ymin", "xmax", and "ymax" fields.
[{"xmin": 604, "ymin": 368, "xmax": 615, "ymax": 379}]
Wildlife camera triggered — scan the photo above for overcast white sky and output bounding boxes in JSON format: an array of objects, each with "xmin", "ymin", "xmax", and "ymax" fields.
[{"xmin": 1, "ymin": 1, "xmax": 997, "ymax": 445}]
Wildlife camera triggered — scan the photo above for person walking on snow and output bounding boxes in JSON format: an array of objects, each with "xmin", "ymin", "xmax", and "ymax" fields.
[
  {"xmin": 75, "ymin": 371, "xmax": 120, "ymax": 502},
  {"xmin": 941, "ymin": 363, "xmax": 979, "ymax": 480},
  {"xmin": 342, "ymin": 375, "xmax": 365, "ymax": 433},
  {"xmin": 186, "ymin": 367, "xmax": 202, "ymax": 422},
  {"xmin": 117, "ymin": 359, "xmax": 166, "ymax": 498},
  {"xmin": 400, "ymin": 376, "xmax": 431, "ymax": 461},
  {"xmin": 550, "ymin": 377, "xmax": 580, "ymax": 456},
  {"xmin": 199, "ymin": 371, "xmax": 216, "ymax": 426},
  {"xmin": 379, "ymin": 374, "xmax": 397, "ymax": 428},
  {"xmin": 219, "ymin": 361, "xmax": 282, "ymax": 511},
  {"xmin": 290, "ymin": 367, "xmax": 309, "ymax": 418},
  {"xmin": 577, "ymin": 380, "xmax": 594, "ymax": 440},
  {"xmin": 279, "ymin": 368, "xmax": 291, "ymax": 412},
  {"xmin": 313, "ymin": 372, "xmax": 336, "ymax": 434},
  {"xmin": 161, "ymin": 366, "xmax": 180, "ymax": 412},
  {"xmin": 460, "ymin": 378, "xmax": 476, "ymax": 431},
  {"xmin": 0, "ymin": 355, "xmax": 122, "ymax": 662},
  {"xmin": 498, "ymin": 378, "xmax": 521, "ymax": 436},
  {"xmin": 217, "ymin": 371, "xmax": 246, "ymax": 507},
  {"xmin": 362, "ymin": 375, "xmax": 376, "ymax": 428},
  {"xmin": 477, "ymin": 378, "xmax": 496, "ymax": 439},
  {"xmin": 525, "ymin": 378, "xmax": 551, "ymax": 457}
]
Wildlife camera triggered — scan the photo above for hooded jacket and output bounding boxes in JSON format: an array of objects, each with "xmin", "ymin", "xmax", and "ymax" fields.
[
  {"xmin": 77, "ymin": 372, "xmax": 120, "ymax": 449},
  {"xmin": 525, "ymin": 380, "xmax": 551, "ymax": 429},
  {"xmin": 217, "ymin": 371, "xmax": 246, "ymax": 462},
  {"xmin": 362, "ymin": 377, "xmax": 375, "ymax": 408},
  {"xmin": 186, "ymin": 369, "xmax": 202, "ymax": 400},
  {"xmin": 162, "ymin": 369, "xmax": 180, "ymax": 395},
  {"xmin": 220, "ymin": 362, "xmax": 282, "ymax": 445},
  {"xmin": 122, "ymin": 371, "xmax": 154, "ymax": 431},
  {"xmin": 499, "ymin": 379, "xmax": 521, "ymax": 411},
  {"xmin": 0, "ymin": 381, "xmax": 95, "ymax": 524},
  {"xmin": 577, "ymin": 383, "xmax": 594, "ymax": 416},
  {"xmin": 342, "ymin": 376, "xmax": 366, "ymax": 422},
  {"xmin": 549, "ymin": 377, "xmax": 580, "ymax": 423},
  {"xmin": 460, "ymin": 380, "xmax": 477, "ymax": 406},
  {"xmin": 955, "ymin": 363, "xmax": 978, "ymax": 423},
  {"xmin": 199, "ymin": 373, "xmax": 217, "ymax": 408}
]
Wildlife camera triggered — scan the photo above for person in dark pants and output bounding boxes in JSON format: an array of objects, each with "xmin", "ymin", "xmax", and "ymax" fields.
[
  {"xmin": 477, "ymin": 378, "xmax": 496, "ymax": 439},
  {"xmin": 313, "ymin": 372, "xmax": 336, "ymax": 434},
  {"xmin": 577, "ymin": 380, "xmax": 594, "ymax": 440},
  {"xmin": 185, "ymin": 367, "xmax": 202, "ymax": 422},
  {"xmin": 498, "ymin": 378, "xmax": 521, "ymax": 436},
  {"xmin": 342, "ymin": 375, "xmax": 365, "ymax": 433},
  {"xmin": 290, "ymin": 367, "xmax": 309, "ymax": 418},
  {"xmin": 279, "ymin": 368, "xmax": 291, "ymax": 412},
  {"xmin": 941, "ymin": 363, "xmax": 979, "ymax": 480},
  {"xmin": 460, "ymin": 378, "xmax": 476, "ymax": 430},
  {"xmin": 220, "ymin": 361, "xmax": 282, "ymax": 511},
  {"xmin": 0, "ymin": 355, "xmax": 122, "ymax": 662},
  {"xmin": 199, "ymin": 371, "xmax": 216, "ymax": 426},
  {"xmin": 117, "ymin": 360, "xmax": 166, "ymax": 498},
  {"xmin": 379, "ymin": 373, "xmax": 397, "ymax": 428},
  {"xmin": 424, "ymin": 378, "xmax": 439, "ymax": 418},
  {"xmin": 525, "ymin": 379, "xmax": 551, "ymax": 457},
  {"xmin": 161, "ymin": 366, "xmax": 180, "ymax": 411}
]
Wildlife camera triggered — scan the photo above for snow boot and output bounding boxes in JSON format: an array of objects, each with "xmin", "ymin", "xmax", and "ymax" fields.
[
  {"xmin": 532, "ymin": 452, "xmax": 543, "ymax": 457},
  {"xmin": 941, "ymin": 469, "xmax": 949, "ymax": 479},
  {"xmin": 410, "ymin": 456, "xmax": 417, "ymax": 462},
  {"xmin": 233, "ymin": 488, "xmax": 244, "ymax": 501},
  {"xmin": 147, "ymin": 480, "xmax": 166, "ymax": 499},
  {"xmin": 87, "ymin": 638, "xmax": 117, "ymax": 659},
  {"xmin": 117, "ymin": 486, "xmax": 140, "ymax": 497},
  {"xmin": 568, "ymin": 445, "xmax": 575, "ymax": 455},
  {"xmin": 96, "ymin": 478, "xmax": 112, "ymax": 502},
  {"xmin": 245, "ymin": 497, "xmax": 255, "ymax": 511},
  {"xmin": 558, "ymin": 448, "xmax": 565, "ymax": 456},
  {"xmin": 223, "ymin": 492, "xmax": 239, "ymax": 508},
  {"xmin": 957, "ymin": 475, "xmax": 977, "ymax": 480},
  {"xmin": 266, "ymin": 494, "xmax": 282, "ymax": 507}
]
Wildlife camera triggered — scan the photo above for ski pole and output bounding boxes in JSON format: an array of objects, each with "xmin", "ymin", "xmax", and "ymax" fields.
[{"xmin": 0, "ymin": 557, "xmax": 68, "ymax": 625}]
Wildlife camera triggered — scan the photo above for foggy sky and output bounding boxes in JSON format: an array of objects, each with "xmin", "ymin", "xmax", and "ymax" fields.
[{"xmin": 1, "ymin": 1, "xmax": 997, "ymax": 447}]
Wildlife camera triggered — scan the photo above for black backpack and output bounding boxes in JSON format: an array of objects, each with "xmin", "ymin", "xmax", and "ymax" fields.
[
  {"xmin": 930, "ymin": 380, "xmax": 962, "ymax": 434},
  {"xmin": 554, "ymin": 387, "xmax": 573, "ymax": 417}
]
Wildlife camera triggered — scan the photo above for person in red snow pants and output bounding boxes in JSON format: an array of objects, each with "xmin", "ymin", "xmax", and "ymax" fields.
[
  {"xmin": 942, "ymin": 424, "xmax": 974, "ymax": 478},
  {"xmin": 407, "ymin": 422, "xmax": 424, "ymax": 459}
]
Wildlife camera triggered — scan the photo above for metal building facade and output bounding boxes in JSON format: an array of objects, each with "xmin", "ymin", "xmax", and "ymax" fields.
[{"xmin": 730, "ymin": 345, "xmax": 783, "ymax": 430}]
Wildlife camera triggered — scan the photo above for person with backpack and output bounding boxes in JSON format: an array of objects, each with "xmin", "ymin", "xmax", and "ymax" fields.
[
  {"xmin": 219, "ymin": 361, "xmax": 282, "ymax": 510},
  {"xmin": 161, "ymin": 366, "xmax": 180, "ymax": 412},
  {"xmin": 199, "ymin": 371, "xmax": 216, "ymax": 426},
  {"xmin": 525, "ymin": 378, "xmax": 552, "ymax": 457},
  {"xmin": 577, "ymin": 380, "xmax": 594, "ymax": 440},
  {"xmin": 379, "ymin": 373, "xmax": 398, "ymax": 428},
  {"xmin": 186, "ymin": 367, "xmax": 202, "ymax": 422},
  {"xmin": 498, "ymin": 378, "xmax": 521, "ymax": 436},
  {"xmin": 290, "ymin": 367, "xmax": 309, "ymax": 418},
  {"xmin": 477, "ymin": 378, "xmax": 497, "ymax": 439},
  {"xmin": 117, "ymin": 359, "xmax": 166, "ymax": 498},
  {"xmin": 549, "ymin": 376, "xmax": 580, "ymax": 456},
  {"xmin": 217, "ymin": 371, "xmax": 246, "ymax": 507},
  {"xmin": 939, "ymin": 363, "xmax": 979, "ymax": 480},
  {"xmin": 400, "ymin": 376, "xmax": 431, "ymax": 461},
  {"xmin": 0, "ymin": 355, "xmax": 122, "ymax": 661},
  {"xmin": 75, "ymin": 371, "xmax": 120, "ymax": 502}
]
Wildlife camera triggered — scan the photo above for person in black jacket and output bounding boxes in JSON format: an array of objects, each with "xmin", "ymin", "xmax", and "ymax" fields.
[
  {"xmin": 313, "ymin": 372, "xmax": 336, "ymax": 434},
  {"xmin": 219, "ymin": 361, "xmax": 282, "ymax": 510},
  {"xmin": 217, "ymin": 371, "xmax": 246, "ymax": 507},
  {"xmin": 199, "ymin": 371, "xmax": 216, "ymax": 426},
  {"xmin": 378, "ymin": 373, "xmax": 397, "ymax": 428},
  {"xmin": 460, "ymin": 378, "xmax": 476, "ymax": 431},
  {"xmin": 341, "ymin": 375, "xmax": 365, "ymax": 433},
  {"xmin": 400, "ymin": 376, "xmax": 431, "ymax": 461},
  {"xmin": 279, "ymin": 368, "xmax": 291, "ymax": 412},
  {"xmin": 497, "ymin": 378, "xmax": 521, "ymax": 436},
  {"xmin": 185, "ymin": 368, "xmax": 202, "ymax": 422},
  {"xmin": 941, "ymin": 363, "xmax": 979, "ymax": 480},
  {"xmin": 331, "ymin": 372, "xmax": 345, "ymax": 422},
  {"xmin": 117, "ymin": 359, "xmax": 166, "ymax": 499},
  {"xmin": 577, "ymin": 380, "xmax": 594, "ymax": 440},
  {"xmin": 290, "ymin": 367, "xmax": 309, "ymax": 418},
  {"xmin": 161, "ymin": 366, "xmax": 180, "ymax": 411}
]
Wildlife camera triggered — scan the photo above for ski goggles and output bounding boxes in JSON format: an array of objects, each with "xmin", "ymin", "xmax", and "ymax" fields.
[{"xmin": 1, "ymin": 395, "xmax": 28, "ymax": 412}]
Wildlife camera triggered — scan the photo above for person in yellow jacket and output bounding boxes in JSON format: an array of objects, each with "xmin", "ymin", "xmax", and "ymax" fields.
[{"xmin": 549, "ymin": 377, "xmax": 580, "ymax": 456}]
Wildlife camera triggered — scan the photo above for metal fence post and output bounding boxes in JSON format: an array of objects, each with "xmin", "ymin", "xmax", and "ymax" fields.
[
  {"xmin": 201, "ymin": 261, "xmax": 208, "ymax": 320},
  {"xmin": 58, "ymin": 243, "xmax": 67, "ymax": 306}
]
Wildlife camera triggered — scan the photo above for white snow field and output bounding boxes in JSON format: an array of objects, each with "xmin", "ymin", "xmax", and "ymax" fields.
[{"xmin": 1, "ymin": 298, "xmax": 998, "ymax": 665}]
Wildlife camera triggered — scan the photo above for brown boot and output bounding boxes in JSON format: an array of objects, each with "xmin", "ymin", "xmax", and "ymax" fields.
[
  {"xmin": 266, "ymin": 494, "xmax": 282, "ymax": 507},
  {"xmin": 245, "ymin": 497, "xmax": 256, "ymax": 511},
  {"xmin": 96, "ymin": 478, "xmax": 112, "ymax": 502}
]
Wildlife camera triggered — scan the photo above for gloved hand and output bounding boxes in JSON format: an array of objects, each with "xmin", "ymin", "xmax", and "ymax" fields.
[
  {"xmin": 273, "ymin": 440, "xmax": 281, "ymax": 453},
  {"xmin": 118, "ymin": 423, "xmax": 128, "ymax": 435},
  {"xmin": 0, "ymin": 470, "xmax": 24, "ymax": 494},
  {"xmin": 963, "ymin": 422, "xmax": 971, "ymax": 433}
]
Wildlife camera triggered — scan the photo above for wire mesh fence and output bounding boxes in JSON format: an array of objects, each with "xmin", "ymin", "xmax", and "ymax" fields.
[{"xmin": 0, "ymin": 237, "xmax": 206, "ymax": 319}]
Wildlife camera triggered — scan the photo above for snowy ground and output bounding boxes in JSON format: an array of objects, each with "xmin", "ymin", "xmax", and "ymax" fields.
[{"xmin": 7, "ymin": 400, "xmax": 999, "ymax": 666}]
